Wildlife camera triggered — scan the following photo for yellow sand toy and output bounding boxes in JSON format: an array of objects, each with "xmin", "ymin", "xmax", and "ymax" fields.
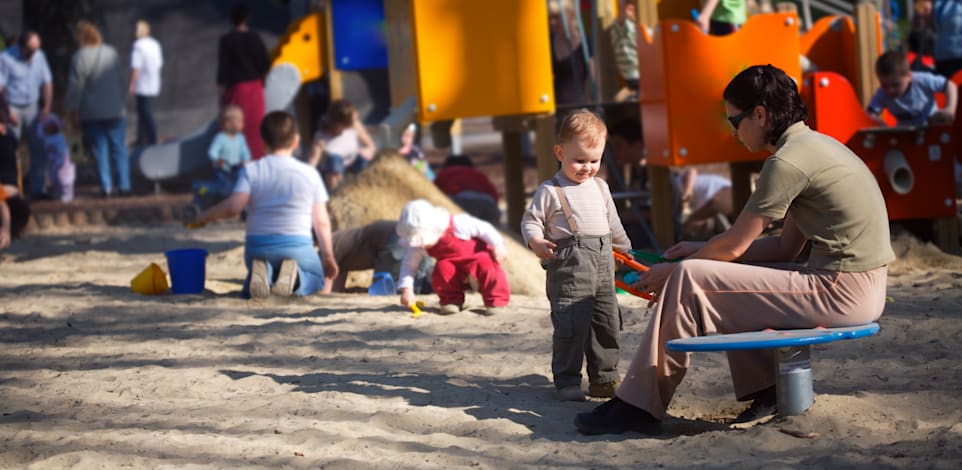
[
  {"xmin": 410, "ymin": 300, "xmax": 426, "ymax": 319},
  {"xmin": 131, "ymin": 263, "xmax": 169, "ymax": 295}
]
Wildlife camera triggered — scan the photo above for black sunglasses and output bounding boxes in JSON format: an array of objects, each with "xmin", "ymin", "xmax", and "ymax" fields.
[{"xmin": 727, "ymin": 104, "xmax": 758, "ymax": 129}]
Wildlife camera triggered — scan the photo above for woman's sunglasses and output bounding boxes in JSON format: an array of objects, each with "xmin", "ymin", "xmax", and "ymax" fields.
[{"xmin": 727, "ymin": 105, "xmax": 758, "ymax": 129}]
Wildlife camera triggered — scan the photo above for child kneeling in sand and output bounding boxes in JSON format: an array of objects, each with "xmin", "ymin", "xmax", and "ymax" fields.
[
  {"xmin": 191, "ymin": 111, "xmax": 338, "ymax": 299},
  {"xmin": 396, "ymin": 199, "xmax": 510, "ymax": 316},
  {"xmin": 521, "ymin": 109, "xmax": 633, "ymax": 402}
]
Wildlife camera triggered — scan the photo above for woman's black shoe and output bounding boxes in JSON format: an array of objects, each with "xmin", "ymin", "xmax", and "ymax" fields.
[
  {"xmin": 573, "ymin": 397, "xmax": 662, "ymax": 435},
  {"xmin": 733, "ymin": 386, "xmax": 778, "ymax": 424}
]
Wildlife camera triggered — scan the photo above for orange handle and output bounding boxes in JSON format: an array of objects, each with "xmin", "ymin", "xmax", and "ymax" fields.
[
  {"xmin": 614, "ymin": 251, "xmax": 649, "ymax": 272},
  {"xmin": 615, "ymin": 278, "xmax": 652, "ymax": 300}
]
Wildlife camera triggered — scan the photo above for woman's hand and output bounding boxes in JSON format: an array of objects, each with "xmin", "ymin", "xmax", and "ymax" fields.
[
  {"xmin": 662, "ymin": 241, "xmax": 705, "ymax": 260},
  {"xmin": 630, "ymin": 262, "xmax": 675, "ymax": 297},
  {"xmin": 399, "ymin": 287, "xmax": 414, "ymax": 307}
]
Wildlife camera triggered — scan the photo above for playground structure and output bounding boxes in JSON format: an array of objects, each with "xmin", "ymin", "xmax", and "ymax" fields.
[
  {"xmin": 634, "ymin": 0, "xmax": 958, "ymax": 254},
  {"xmin": 135, "ymin": 0, "xmax": 958, "ymax": 253}
]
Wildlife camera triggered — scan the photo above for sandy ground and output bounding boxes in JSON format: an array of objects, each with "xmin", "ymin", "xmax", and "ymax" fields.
[{"xmin": 1, "ymin": 222, "xmax": 961, "ymax": 469}]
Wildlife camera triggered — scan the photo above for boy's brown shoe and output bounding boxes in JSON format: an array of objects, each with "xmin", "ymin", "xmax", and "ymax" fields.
[{"xmin": 588, "ymin": 380, "xmax": 621, "ymax": 398}]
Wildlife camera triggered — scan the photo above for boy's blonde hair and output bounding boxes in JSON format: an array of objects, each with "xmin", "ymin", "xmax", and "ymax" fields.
[
  {"xmin": 557, "ymin": 109, "xmax": 607, "ymax": 148},
  {"xmin": 220, "ymin": 105, "xmax": 243, "ymax": 125}
]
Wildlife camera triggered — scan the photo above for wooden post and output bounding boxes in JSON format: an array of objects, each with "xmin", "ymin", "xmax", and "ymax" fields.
[
  {"xmin": 648, "ymin": 166, "xmax": 675, "ymax": 250},
  {"xmin": 493, "ymin": 116, "xmax": 528, "ymax": 233},
  {"xmin": 854, "ymin": 0, "xmax": 880, "ymax": 106},
  {"xmin": 533, "ymin": 113, "xmax": 557, "ymax": 183},
  {"xmin": 636, "ymin": 0, "xmax": 658, "ymax": 28},
  {"xmin": 595, "ymin": 0, "xmax": 620, "ymax": 102},
  {"xmin": 384, "ymin": 0, "xmax": 416, "ymax": 107},
  {"xmin": 323, "ymin": 2, "xmax": 343, "ymax": 100}
]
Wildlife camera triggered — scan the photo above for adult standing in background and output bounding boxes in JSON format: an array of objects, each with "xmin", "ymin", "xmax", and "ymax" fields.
[
  {"xmin": 0, "ymin": 31, "xmax": 53, "ymax": 199},
  {"xmin": 129, "ymin": 19, "xmax": 163, "ymax": 147},
  {"xmin": 548, "ymin": 0, "xmax": 593, "ymax": 106},
  {"xmin": 65, "ymin": 20, "xmax": 131, "ymax": 197},
  {"xmin": 933, "ymin": 0, "xmax": 962, "ymax": 79},
  {"xmin": 217, "ymin": 3, "xmax": 270, "ymax": 159}
]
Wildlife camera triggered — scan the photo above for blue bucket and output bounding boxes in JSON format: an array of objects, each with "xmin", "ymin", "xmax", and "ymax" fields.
[
  {"xmin": 368, "ymin": 271, "xmax": 396, "ymax": 296},
  {"xmin": 165, "ymin": 248, "xmax": 208, "ymax": 294}
]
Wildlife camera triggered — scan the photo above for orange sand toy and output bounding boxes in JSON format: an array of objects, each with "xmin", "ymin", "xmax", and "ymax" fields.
[
  {"xmin": 613, "ymin": 252, "xmax": 653, "ymax": 301},
  {"xmin": 131, "ymin": 263, "xmax": 169, "ymax": 295}
]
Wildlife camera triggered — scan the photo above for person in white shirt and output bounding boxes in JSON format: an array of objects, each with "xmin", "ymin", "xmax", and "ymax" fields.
[
  {"xmin": 129, "ymin": 20, "xmax": 163, "ymax": 146},
  {"xmin": 191, "ymin": 111, "xmax": 339, "ymax": 299}
]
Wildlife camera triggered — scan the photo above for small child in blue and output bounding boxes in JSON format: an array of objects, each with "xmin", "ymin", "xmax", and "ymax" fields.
[
  {"xmin": 37, "ymin": 114, "xmax": 74, "ymax": 202},
  {"xmin": 208, "ymin": 105, "xmax": 252, "ymax": 190},
  {"xmin": 868, "ymin": 50, "xmax": 958, "ymax": 127}
]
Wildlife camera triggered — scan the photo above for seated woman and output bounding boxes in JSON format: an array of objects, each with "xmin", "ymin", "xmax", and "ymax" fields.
[
  {"xmin": 191, "ymin": 111, "xmax": 339, "ymax": 299},
  {"xmin": 575, "ymin": 64, "xmax": 894, "ymax": 435}
]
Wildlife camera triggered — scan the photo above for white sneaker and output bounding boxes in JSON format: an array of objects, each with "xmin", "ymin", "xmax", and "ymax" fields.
[
  {"xmin": 271, "ymin": 259, "xmax": 298, "ymax": 296},
  {"xmin": 249, "ymin": 259, "xmax": 270, "ymax": 300}
]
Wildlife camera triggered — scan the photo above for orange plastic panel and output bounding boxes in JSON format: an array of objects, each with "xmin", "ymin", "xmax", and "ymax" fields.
[
  {"xmin": 410, "ymin": 0, "xmax": 554, "ymax": 122},
  {"xmin": 801, "ymin": 71, "xmax": 878, "ymax": 146},
  {"xmin": 640, "ymin": 13, "xmax": 802, "ymax": 167},
  {"xmin": 800, "ymin": 16, "xmax": 857, "ymax": 87},
  {"xmin": 848, "ymin": 127, "xmax": 956, "ymax": 220},
  {"xmin": 271, "ymin": 12, "xmax": 327, "ymax": 83},
  {"xmin": 803, "ymin": 71, "xmax": 956, "ymax": 220}
]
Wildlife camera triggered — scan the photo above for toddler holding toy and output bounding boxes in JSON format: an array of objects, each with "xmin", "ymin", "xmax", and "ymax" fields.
[{"xmin": 521, "ymin": 109, "xmax": 632, "ymax": 402}]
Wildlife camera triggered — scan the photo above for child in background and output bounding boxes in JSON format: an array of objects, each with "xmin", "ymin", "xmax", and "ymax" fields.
[
  {"xmin": 521, "ymin": 109, "xmax": 632, "ymax": 402},
  {"xmin": 399, "ymin": 122, "xmax": 434, "ymax": 180},
  {"xmin": 208, "ymin": 105, "xmax": 252, "ymax": 191},
  {"xmin": 0, "ymin": 109, "xmax": 19, "ymax": 189},
  {"xmin": 38, "ymin": 114, "xmax": 74, "ymax": 202},
  {"xmin": 0, "ymin": 183, "xmax": 30, "ymax": 250},
  {"xmin": 868, "ymin": 50, "xmax": 958, "ymax": 127},
  {"xmin": 396, "ymin": 199, "xmax": 510, "ymax": 316},
  {"xmin": 307, "ymin": 99, "xmax": 377, "ymax": 191}
]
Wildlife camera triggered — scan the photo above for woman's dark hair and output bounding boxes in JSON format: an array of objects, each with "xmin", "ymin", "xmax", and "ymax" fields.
[
  {"xmin": 723, "ymin": 64, "xmax": 808, "ymax": 146},
  {"xmin": 230, "ymin": 3, "xmax": 250, "ymax": 26},
  {"xmin": 6, "ymin": 196, "xmax": 31, "ymax": 239}
]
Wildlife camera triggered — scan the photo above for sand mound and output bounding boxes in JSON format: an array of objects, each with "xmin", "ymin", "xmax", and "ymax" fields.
[
  {"xmin": 328, "ymin": 153, "xmax": 546, "ymax": 297},
  {"xmin": 889, "ymin": 231, "xmax": 962, "ymax": 273}
]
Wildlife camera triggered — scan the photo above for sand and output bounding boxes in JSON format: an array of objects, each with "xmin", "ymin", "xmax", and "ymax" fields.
[{"xmin": 1, "ymin": 223, "xmax": 961, "ymax": 469}]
